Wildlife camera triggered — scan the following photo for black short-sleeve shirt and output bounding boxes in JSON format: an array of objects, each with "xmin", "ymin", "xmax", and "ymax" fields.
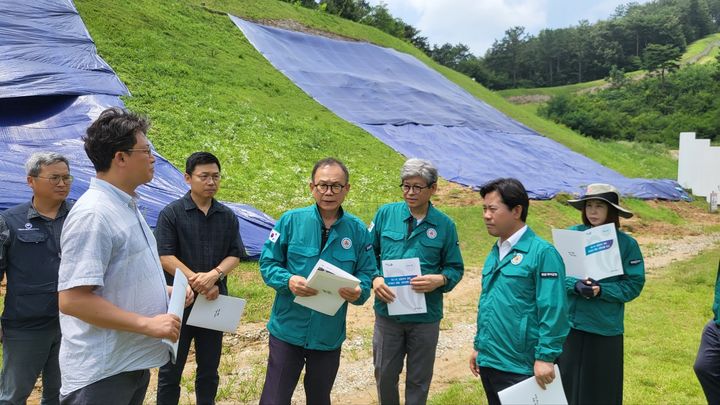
[{"xmin": 154, "ymin": 192, "xmax": 245, "ymax": 294}]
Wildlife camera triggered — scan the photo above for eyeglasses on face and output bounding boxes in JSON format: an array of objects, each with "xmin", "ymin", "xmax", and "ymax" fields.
[
  {"xmin": 125, "ymin": 147, "xmax": 153, "ymax": 156},
  {"xmin": 35, "ymin": 175, "xmax": 74, "ymax": 185},
  {"xmin": 195, "ymin": 174, "xmax": 222, "ymax": 183},
  {"xmin": 313, "ymin": 183, "xmax": 345, "ymax": 194},
  {"xmin": 400, "ymin": 183, "xmax": 432, "ymax": 193}
]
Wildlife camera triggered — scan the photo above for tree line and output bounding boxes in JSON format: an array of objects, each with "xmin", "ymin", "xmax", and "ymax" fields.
[
  {"xmin": 538, "ymin": 55, "xmax": 720, "ymax": 146},
  {"xmin": 283, "ymin": 0, "xmax": 720, "ymax": 90}
]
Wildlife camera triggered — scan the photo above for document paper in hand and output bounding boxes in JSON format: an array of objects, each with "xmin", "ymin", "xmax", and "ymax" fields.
[
  {"xmin": 294, "ymin": 259, "xmax": 360, "ymax": 316},
  {"xmin": 498, "ymin": 365, "xmax": 568, "ymax": 405},
  {"xmin": 552, "ymin": 223, "xmax": 623, "ymax": 281},
  {"xmin": 187, "ymin": 294, "xmax": 246, "ymax": 333},
  {"xmin": 382, "ymin": 258, "xmax": 427, "ymax": 316},
  {"xmin": 163, "ymin": 269, "xmax": 187, "ymax": 364}
]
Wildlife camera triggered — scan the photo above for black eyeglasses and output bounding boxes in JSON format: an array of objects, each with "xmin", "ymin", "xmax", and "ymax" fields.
[
  {"xmin": 314, "ymin": 183, "xmax": 345, "ymax": 194},
  {"xmin": 35, "ymin": 175, "xmax": 74, "ymax": 185},
  {"xmin": 195, "ymin": 174, "xmax": 222, "ymax": 183},
  {"xmin": 400, "ymin": 183, "xmax": 432, "ymax": 193},
  {"xmin": 125, "ymin": 147, "xmax": 152, "ymax": 156}
]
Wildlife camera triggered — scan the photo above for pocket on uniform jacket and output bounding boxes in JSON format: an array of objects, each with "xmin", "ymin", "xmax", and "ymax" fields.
[
  {"xmin": 16, "ymin": 230, "xmax": 48, "ymax": 244},
  {"xmin": 418, "ymin": 237, "xmax": 443, "ymax": 266},
  {"xmin": 16, "ymin": 282, "xmax": 58, "ymax": 320},
  {"xmin": 331, "ymin": 248, "xmax": 357, "ymax": 272},
  {"xmin": 287, "ymin": 244, "xmax": 319, "ymax": 276},
  {"xmin": 380, "ymin": 230, "xmax": 405, "ymax": 258}
]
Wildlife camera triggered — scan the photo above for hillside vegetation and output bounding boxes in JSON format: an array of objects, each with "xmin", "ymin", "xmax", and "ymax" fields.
[{"xmin": 76, "ymin": 0, "xmax": 679, "ymax": 217}]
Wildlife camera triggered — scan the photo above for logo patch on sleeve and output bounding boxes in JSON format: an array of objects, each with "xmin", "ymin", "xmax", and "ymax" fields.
[
  {"xmin": 341, "ymin": 237, "xmax": 353, "ymax": 249},
  {"xmin": 540, "ymin": 272, "xmax": 559, "ymax": 278},
  {"xmin": 268, "ymin": 229, "xmax": 280, "ymax": 243},
  {"xmin": 629, "ymin": 259, "xmax": 642, "ymax": 265}
]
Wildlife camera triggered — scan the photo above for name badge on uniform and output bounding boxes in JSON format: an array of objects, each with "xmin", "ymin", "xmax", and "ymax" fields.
[
  {"xmin": 426, "ymin": 228, "xmax": 437, "ymax": 239},
  {"xmin": 511, "ymin": 253, "xmax": 523, "ymax": 265},
  {"xmin": 341, "ymin": 237, "xmax": 352, "ymax": 249}
]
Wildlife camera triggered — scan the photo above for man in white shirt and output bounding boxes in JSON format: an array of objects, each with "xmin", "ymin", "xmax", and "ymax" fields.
[{"xmin": 58, "ymin": 107, "xmax": 191, "ymax": 404}]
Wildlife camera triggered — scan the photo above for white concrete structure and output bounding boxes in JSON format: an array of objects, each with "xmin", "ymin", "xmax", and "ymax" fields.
[{"xmin": 678, "ymin": 132, "xmax": 720, "ymax": 201}]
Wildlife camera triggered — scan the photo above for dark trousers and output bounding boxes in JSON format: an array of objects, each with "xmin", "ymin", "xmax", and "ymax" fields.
[
  {"xmin": 259, "ymin": 334, "xmax": 341, "ymax": 405},
  {"xmin": 0, "ymin": 326, "xmax": 61, "ymax": 405},
  {"xmin": 558, "ymin": 328, "xmax": 624, "ymax": 405},
  {"xmin": 695, "ymin": 320, "xmax": 720, "ymax": 405},
  {"xmin": 59, "ymin": 370, "xmax": 149, "ymax": 405},
  {"xmin": 478, "ymin": 367, "xmax": 529, "ymax": 405},
  {"xmin": 373, "ymin": 316, "xmax": 440, "ymax": 405},
  {"xmin": 157, "ymin": 310, "xmax": 223, "ymax": 405}
]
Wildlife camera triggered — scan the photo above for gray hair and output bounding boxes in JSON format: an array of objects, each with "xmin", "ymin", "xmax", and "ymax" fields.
[
  {"xmin": 401, "ymin": 158, "xmax": 437, "ymax": 185},
  {"xmin": 25, "ymin": 152, "xmax": 70, "ymax": 177}
]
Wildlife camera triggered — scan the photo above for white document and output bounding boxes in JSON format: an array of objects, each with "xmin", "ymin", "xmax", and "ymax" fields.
[
  {"xmin": 498, "ymin": 365, "xmax": 568, "ymax": 405},
  {"xmin": 382, "ymin": 258, "xmax": 427, "ymax": 316},
  {"xmin": 187, "ymin": 294, "xmax": 246, "ymax": 333},
  {"xmin": 552, "ymin": 223, "xmax": 623, "ymax": 281},
  {"xmin": 163, "ymin": 269, "xmax": 187, "ymax": 364},
  {"xmin": 294, "ymin": 259, "xmax": 360, "ymax": 316}
]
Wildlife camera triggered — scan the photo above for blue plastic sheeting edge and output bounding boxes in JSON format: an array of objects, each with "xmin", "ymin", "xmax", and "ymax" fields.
[
  {"xmin": 0, "ymin": 0, "xmax": 129, "ymax": 98},
  {"xmin": 230, "ymin": 16, "xmax": 689, "ymax": 201},
  {"xmin": 0, "ymin": 95, "xmax": 275, "ymax": 257}
]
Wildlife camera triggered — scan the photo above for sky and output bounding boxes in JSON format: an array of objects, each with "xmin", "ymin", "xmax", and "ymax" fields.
[{"xmin": 366, "ymin": 0, "xmax": 652, "ymax": 55}]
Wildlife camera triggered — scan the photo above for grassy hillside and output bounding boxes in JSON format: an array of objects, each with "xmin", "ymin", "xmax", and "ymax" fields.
[{"xmin": 76, "ymin": 0, "xmax": 679, "ymax": 213}]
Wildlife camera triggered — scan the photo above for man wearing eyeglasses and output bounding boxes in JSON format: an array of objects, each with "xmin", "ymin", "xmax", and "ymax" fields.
[
  {"xmin": 369, "ymin": 158, "xmax": 464, "ymax": 405},
  {"xmin": 57, "ymin": 107, "xmax": 191, "ymax": 404},
  {"xmin": 258, "ymin": 157, "xmax": 376, "ymax": 405},
  {"xmin": 0, "ymin": 152, "xmax": 73, "ymax": 405},
  {"xmin": 155, "ymin": 151, "xmax": 244, "ymax": 405}
]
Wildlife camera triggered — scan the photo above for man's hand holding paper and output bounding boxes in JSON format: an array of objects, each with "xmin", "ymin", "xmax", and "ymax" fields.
[
  {"xmin": 289, "ymin": 275, "xmax": 318, "ymax": 297},
  {"xmin": 372, "ymin": 277, "xmax": 396, "ymax": 303}
]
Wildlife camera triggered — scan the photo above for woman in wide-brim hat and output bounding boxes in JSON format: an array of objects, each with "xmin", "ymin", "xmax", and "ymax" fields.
[{"xmin": 558, "ymin": 183, "xmax": 646, "ymax": 405}]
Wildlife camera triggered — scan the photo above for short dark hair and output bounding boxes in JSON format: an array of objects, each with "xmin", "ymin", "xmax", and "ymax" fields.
[
  {"xmin": 311, "ymin": 157, "xmax": 349, "ymax": 183},
  {"xmin": 479, "ymin": 178, "xmax": 529, "ymax": 222},
  {"xmin": 581, "ymin": 201, "xmax": 621, "ymax": 229},
  {"xmin": 186, "ymin": 152, "xmax": 221, "ymax": 174},
  {"xmin": 83, "ymin": 107, "xmax": 150, "ymax": 172}
]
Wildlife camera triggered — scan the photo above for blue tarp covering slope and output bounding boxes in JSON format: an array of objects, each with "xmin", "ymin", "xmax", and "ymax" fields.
[
  {"xmin": 230, "ymin": 17, "xmax": 687, "ymax": 200},
  {"xmin": 0, "ymin": 1, "xmax": 274, "ymax": 256}
]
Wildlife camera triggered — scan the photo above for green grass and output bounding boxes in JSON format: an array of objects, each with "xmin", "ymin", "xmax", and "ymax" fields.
[
  {"xmin": 429, "ymin": 245, "xmax": 720, "ymax": 404},
  {"xmin": 682, "ymin": 33, "xmax": 720, "ymax": 65}
]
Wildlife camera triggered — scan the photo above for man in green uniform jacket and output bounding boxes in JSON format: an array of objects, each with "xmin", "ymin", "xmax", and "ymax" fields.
[
  {"xmin": 258, "ymin": 157, "xmax": 375, "ymax": 405},
  {"xmin": 469, "ymin": 178, "xmax": 569, "ymax": 405},
  {"xmin": 370, "ymin": 158, "xmax": 464, "ymax": 405}
]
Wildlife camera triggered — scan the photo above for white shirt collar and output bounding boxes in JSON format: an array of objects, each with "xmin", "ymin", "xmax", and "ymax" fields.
[{"xmin": 497, "ymin": 224, "xmax": 528, "ymax": 261}]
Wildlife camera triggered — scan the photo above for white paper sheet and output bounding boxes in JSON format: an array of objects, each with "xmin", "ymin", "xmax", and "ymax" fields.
[
  {"xmin": 187, "ymin": 294, "xmax": 246, "ymax": 333},
  {"xmin": 294, "ymin": 259, "xmax": 360, "ymax": 316},
  {"xmin": 552, "ymin": 223, "xmax": 623, "ymax": 281},
  {"xmin": 498, "ymin": 365, "xmax": 568, "ymax": 405},
  {"xmin": 163, "ymin": 269, "xmax": 188, "ymax": 364},
  {"xmin": 382, "ymin": 258, "xmax": 427, "ymax": 316}
]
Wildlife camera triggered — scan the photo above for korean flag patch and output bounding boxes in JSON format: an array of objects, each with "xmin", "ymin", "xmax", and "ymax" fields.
[{"xmin": 268, "ymin": 229, "xmax": 280, "ymax": 243}]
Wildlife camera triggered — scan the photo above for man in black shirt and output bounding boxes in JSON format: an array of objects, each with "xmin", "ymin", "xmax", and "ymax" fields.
[{"xmin": 155, "ymin": 152, "xmax": 244, "ymax": 405}]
